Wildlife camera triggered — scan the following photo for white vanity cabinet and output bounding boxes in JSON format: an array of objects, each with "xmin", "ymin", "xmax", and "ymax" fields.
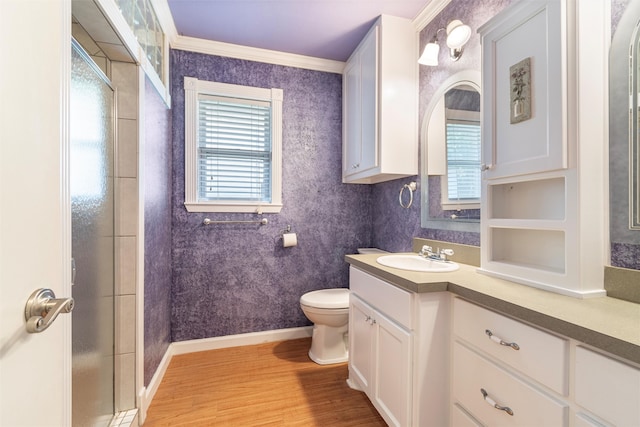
[
  {"xmin": 452, "ymin": 297, "xmax": 570, "ymax": 426},
  {"xmin": 574, "ymin": 346, "xmax": 640, "ymax": 427},
  {"xmin": 348, "ymin": 267, "xmax": 413, "ymax": 427},
  {"xmin": 342, "ymin": 14, "xmax": 417, "ymax": 184},
  {"xmin": 452, "ymin": 297, "xmax": 640, "ymax": 427},
  {"xmin": 348, "ymin": 267, "xmax": 450, "ymax": 427}
]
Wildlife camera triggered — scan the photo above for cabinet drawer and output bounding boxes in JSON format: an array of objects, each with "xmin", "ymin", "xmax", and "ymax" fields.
[
  {"xmin": 349, "ymin": 267, "xmax": 412, "ymax": 329},
  {"xmin": 453, "ymin": 341, "xmax": 568, "ymax": 426},
  {"xmin": 453, "ymin": 298, "xmax": 568, "ymax": 394},
  {"xmin": 452, "ymin": 403, "xmax": 484, "ymax": 427},
  {"xmin": 575, "ymin": 346, "xmax": 640, "ymax": 426}
]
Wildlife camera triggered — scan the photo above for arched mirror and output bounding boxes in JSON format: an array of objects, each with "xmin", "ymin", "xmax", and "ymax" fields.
[
  {"xmin": 610, "ymin": 0, "xmax": 640, "ymax": 255},
  {"xmin": 421, "ymin": 70, "xmax": 481, "ymax": 233}
]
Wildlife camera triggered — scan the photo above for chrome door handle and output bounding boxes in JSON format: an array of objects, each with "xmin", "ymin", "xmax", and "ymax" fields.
[{"xmin": 24, "ymin": 288, "xmax": 74, "ymax": 333}]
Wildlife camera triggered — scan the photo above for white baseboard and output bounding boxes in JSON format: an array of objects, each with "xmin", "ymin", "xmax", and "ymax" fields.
[
  {"xmin": 140, "ymin": 343, "xmax": 174, "ymax": 425},
  {"xmin": 171, "ymin": 326, "xmax": 312, "ymax": 355},
  {"xmin": 140, "ymin": 326, "xmax": 313, "ymax": 422}
]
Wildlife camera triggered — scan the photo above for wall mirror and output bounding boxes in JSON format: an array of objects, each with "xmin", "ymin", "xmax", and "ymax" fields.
[
  {"xmin": 421, "ymin": 70, "xmax": 481, "ymax": 233},
  {"xmin": 631, "ymin": 14, "xmax": 640, "ymax": 229},
  {"xmin": 610, "ymin": 0, "xmax": 640, "ymax": 247}
]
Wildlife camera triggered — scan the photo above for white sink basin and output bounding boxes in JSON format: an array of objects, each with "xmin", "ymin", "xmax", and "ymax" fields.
[{"xmin": 376, "ymin": 254, "xmax": 459, "ymax": 273}]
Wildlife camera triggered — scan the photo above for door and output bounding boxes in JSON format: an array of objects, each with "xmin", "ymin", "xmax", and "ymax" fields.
[
  {"xmin": 70, "ymin": 41, "xmax": 115, "ymax": 426},
  {"xmin": 0, "ymin": 0, "xmax": 73, "ymax": 425}
]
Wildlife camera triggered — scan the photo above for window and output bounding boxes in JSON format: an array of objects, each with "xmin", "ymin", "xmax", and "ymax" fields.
[
  {"xmin": 441, "ymin": 107, "xmax": 481, "ymax": 209},
  {"xmin": 184, "ymin": 77, "xmax": 283, "ymax": 213}
]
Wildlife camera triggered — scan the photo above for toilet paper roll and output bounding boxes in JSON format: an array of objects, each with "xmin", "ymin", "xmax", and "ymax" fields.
[{"xmin": 283, "ymin": 232, "xmax": 297, "ymax": 247}]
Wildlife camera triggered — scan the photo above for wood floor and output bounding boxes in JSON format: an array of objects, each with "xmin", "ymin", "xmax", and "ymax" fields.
[{"xmin": 144, "ymin": 338, "xmax": 387, "ymax": 426}]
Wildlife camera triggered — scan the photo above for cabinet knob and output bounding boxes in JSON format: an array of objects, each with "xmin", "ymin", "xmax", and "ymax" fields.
[
  {"xmin": 481, "ymin": 164, "xmax": 492, "ymax": 171},
  {"xmin": 352, "ymin": 163, "xmax": 360, "ymax": 169}
]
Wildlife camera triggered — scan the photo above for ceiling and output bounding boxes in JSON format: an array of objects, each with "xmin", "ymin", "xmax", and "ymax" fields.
[{"xmin": 166, "ymin": 0, "xmax": 432, "ymax": 62}]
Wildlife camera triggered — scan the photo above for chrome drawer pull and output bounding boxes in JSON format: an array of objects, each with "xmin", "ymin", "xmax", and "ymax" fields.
[
  {"xmin": 485, "ymin": 329, "xmax": 520, "ymax": 350},
  {"xmin": 480, "ymin": 388, "xmax": 514, "ymax": 416}
]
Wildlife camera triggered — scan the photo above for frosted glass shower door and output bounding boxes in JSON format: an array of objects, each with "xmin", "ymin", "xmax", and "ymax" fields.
[{"xmin": 71, "ymin": 41, "xmax": 115, "ymax": 426}]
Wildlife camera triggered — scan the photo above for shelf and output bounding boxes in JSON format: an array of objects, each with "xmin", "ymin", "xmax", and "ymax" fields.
[
  {"xmin": 486, "ymin": 218, "xmax": 565, "ymax": 230},
  {"xmin": 489, "ymin": 228, "xmax": 565, "ymax": 274},
  {"xmin": 489, "ymin": 177, "xmax": 565, "ymax": 220}
]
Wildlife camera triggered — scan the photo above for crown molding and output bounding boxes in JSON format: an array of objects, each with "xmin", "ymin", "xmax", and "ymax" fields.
[
  {"xmin": 171, "ymin": 35, "xmax": 345, "ymax": 74},
  {"xmin": 413, "ymin": 0, "xmax": 453, "ymax": 32}
]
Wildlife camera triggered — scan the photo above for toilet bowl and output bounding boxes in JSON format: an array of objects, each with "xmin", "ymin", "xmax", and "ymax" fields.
[{"xmin": 300, "ymin": 288, "xmax": 350, "ymax": 365}]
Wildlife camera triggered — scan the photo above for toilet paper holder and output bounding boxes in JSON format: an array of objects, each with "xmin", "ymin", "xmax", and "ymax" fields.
[{"xmin": 280, "ymin": 225, "xmax": 298, "ymax": 248}]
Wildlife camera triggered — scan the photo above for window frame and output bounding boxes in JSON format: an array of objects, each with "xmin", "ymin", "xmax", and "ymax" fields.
[{"xmin": 184, "ymin": 76, "xmax": 283, "ymax": 213}]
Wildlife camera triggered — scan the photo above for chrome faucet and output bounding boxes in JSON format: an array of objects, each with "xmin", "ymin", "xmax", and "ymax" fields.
[{"xmin": 418, "ymin": 245, "xmax": 455, "ymax": 262}]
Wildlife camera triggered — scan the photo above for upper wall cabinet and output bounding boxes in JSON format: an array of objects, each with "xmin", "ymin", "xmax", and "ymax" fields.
[
  {"xmin": 342, "ymin": 15, "xmax": 418, "ymax": 184},
  {"xmin": 480, "ymin": 0, "xmax": 566, "ymax": 180},
  {"xmin": 478, "ymin": 0, "xmax": 608, "ymax": 298}
]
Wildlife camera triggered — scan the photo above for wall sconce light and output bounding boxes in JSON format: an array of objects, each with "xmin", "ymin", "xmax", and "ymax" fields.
[{"xmin": 418, "ymin": 19, "xmax": 472, "ymax": 66}]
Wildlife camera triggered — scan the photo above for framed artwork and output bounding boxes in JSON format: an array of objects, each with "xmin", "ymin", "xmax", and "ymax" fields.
[{"xmin": 510, "ymin": 57, "xmax": 531, "ymax": 124}]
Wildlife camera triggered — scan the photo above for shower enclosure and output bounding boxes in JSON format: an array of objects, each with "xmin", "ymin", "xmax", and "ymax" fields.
[{"xmin": 70, "ymin": 40, "xmax": 116, "ymax": 426}]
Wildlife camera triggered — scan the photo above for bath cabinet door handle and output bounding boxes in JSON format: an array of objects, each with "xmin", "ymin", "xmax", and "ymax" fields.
[
  {"xmin": 485, "ymin": 329, "xmax": 520, "ymax": 350},
  {"xmin": 481, "ymin": 388, "xmax": 514, "ymax": 416}
]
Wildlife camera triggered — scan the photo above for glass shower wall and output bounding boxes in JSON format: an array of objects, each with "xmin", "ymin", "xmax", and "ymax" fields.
[{"xmin": 70, "ymin": 40, "xmax": 116, "ymax": 427}]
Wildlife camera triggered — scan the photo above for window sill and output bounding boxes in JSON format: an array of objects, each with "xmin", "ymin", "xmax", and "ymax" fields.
[{"xmin": 184, "ymin": 202, "xmax": 282, "ymax": 214}]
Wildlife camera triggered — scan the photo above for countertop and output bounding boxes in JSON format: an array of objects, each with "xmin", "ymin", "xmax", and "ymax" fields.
[{"xmin": 345, "ymin": 253, "xmax": 640, "ymax": 365}]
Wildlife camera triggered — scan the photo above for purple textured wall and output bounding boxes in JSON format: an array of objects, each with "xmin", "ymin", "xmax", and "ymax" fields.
[
  {"xmin": 170, "ymin": 49, "xmax": 372, "ymax": 341},
  {"xmin": 370, "ymin": 0, "xmax": 514, "ymax": 251},
  {"xmin": 143, "ymin": 77, "xmax": 173, "ymax": 385}
]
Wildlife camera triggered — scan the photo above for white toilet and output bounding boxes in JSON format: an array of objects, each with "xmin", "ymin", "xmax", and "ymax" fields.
[
  {"xmin": 299, "ymin": 249, "xmax": 388, "ymax": 365},
  {"xmin": 300, "ymin": 288, "xmax": 350, "ymax": 365}
]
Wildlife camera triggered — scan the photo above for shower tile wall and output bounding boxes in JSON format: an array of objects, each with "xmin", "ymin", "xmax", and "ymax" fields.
[
  {"xmin": 111, "ymin": 61, "xmax": 139, "ymax": 411},
  {"xmin": 170, "ymin": 49, "xmax": 373, "ymax": 342}
]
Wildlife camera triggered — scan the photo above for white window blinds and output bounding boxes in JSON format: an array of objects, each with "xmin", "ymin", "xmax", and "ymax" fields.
[
  {"xmin": 446, "ymin": 120, "xmax": 481, "ymax": 201},
  {"xmin": 198, "ymin": 94, "xmax": 272, "ymax": 202}
]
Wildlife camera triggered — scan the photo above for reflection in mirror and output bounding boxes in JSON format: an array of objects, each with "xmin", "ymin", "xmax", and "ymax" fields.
[
  {"xmin": 610, "ymin": 0, "xmax": 640, "ymax": 270},
  {"xmin": 421, "ymin": 70, "xmax": 481, "ymax": 233},
  {"xmin": 632, "ymin": 21, "xmax": 640, "ymax": 229},
  {"xmin": 441, "ymin": 86, "xmax": 481, "ymax": 210}
]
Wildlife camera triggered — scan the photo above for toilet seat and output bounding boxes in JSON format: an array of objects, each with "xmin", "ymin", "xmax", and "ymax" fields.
[{"xmin": 300, "ymin": 288, "xmax": 349, "ymax": 309}]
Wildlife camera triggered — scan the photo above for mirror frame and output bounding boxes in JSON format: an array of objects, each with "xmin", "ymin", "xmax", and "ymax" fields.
[{"xmin": 420, "ymin": 69, "xmax": 481, "ymax": 233}]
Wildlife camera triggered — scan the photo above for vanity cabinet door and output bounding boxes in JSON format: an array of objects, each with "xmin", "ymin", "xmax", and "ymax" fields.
[
  {"xmin": 372, "ymin": 310, "xmax": 411, "ymax": 427},
  {"xmin": 574, "ymin": 346, "xmax": 640, "ymax": 426},
  {"xmin": 480, "ymin": 0, "xmax": 566, "ymax": 180},
  {"xmin": 348, "ymin": 293, "xmax": 412, "ymax": 427},
  {"xmin": 348, "ymin": 295, "xmax": 374, "ymax": 392}
]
